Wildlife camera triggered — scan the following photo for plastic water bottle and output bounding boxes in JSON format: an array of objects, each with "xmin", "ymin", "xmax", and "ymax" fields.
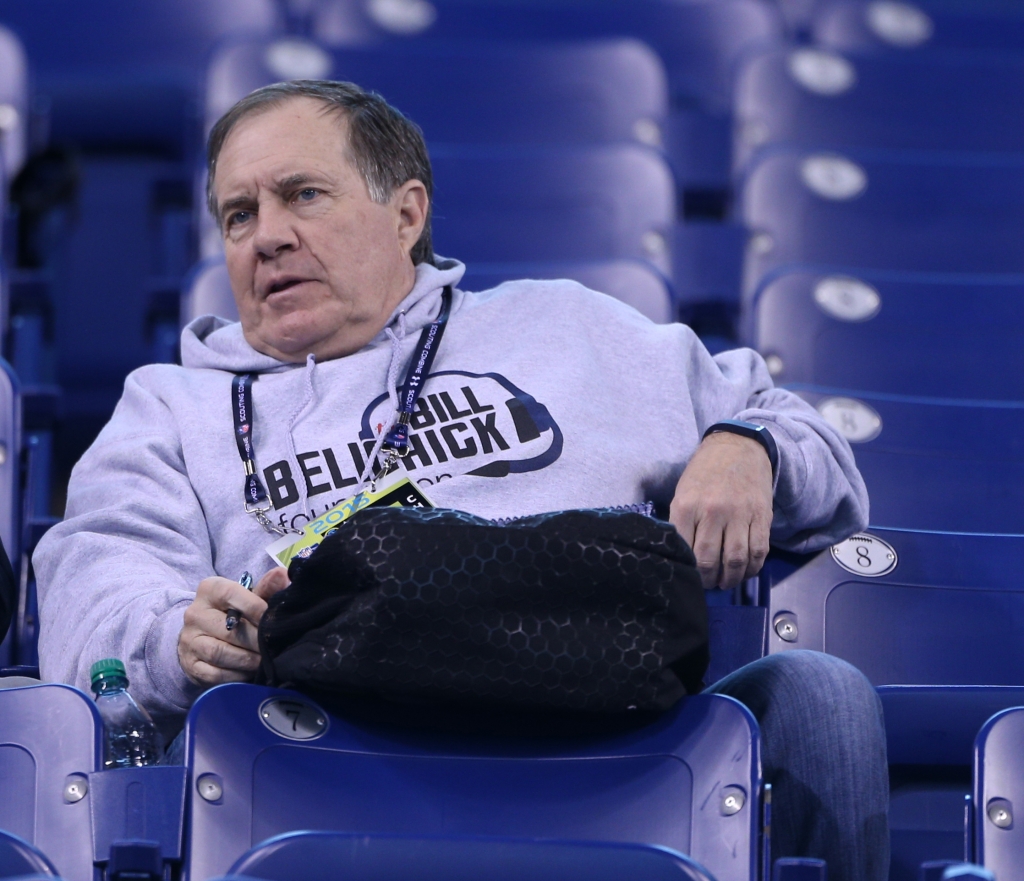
[{"xmin": 90, "ymin": 658, "xmax": 164, "ymax": 768}]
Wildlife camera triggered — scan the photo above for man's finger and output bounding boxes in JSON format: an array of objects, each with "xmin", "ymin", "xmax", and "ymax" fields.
[
  {"xmin": 745, "ymin": 515, "xmax": 771, "ymax": 580},
  {"xmin": 719, "ymin": 518, "xmax": 751, "ymax": 591},
  {"xmin": 669, "ymin": 499, "xmax": 698, "ymax": 554},
  {"xmin": 188, "ymin": 659, "xmax": 254, "ymax": 686},
  {"xmin": 691, "ymin": 518, "xmax": 724, "ymax": 590},
  {"xmin": 254, "ymin": 567, "xmax": 290, "ymax": 601},
  {"xmin": 200, "ymin": 576, "xmax": 267, "ymax": 622},
  {"xmin": 190, "ymin": 632, "xmax": 261, "ymax": 673},
  {"xmin": 191, "ymin": 605, "xmax": 261, "ymax": 652}
]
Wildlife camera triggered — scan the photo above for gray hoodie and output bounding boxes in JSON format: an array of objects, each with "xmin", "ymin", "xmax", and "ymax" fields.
[{"xmin": 34, "ymin": 258, "xmax": 868, "ymax": 736}]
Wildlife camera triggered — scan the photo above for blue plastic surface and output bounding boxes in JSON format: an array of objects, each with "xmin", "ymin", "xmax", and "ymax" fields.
[
  {"xmin": 87, "ymin": 766, "xmax": 186, "ymax": 866},
  {"xmin": 814, "ymin": 0, "xmax": 1024, "ymax": 53},
  {"xmin": 429, "ymin": 145, "xmax": 675, "ymax": 272},
  {"xmin": 0, "ymin": 684, "xmax": 102, "ymax": 881},
  {"xmin": 183, "ymin": 257, "xmax": 675, "ymax": 327},
  {"xmin": 773, "ymin": 857, "xmax": 826, "ymax": 880},
  {"xmin": 974, "ymin": 707, "xmax": 1024, "ymax": 877},
  {"xmin": 735, "ymin": 49, "xmax": 1024, "ymax": 174},
  {"xmin": 205, "ymin": 38, "xmax": 668, "ymax": 149},
  {"xmin": 0, "ymin": 0, "xmax": 279, "ymax": 156},
  {"xmin": 791, "ymin": 388, "xmax": 1024, "ymax": 534},
  {"xmin": 0, "ymin": 829, "xmax": 58, "ymax": 878},
  {"xmin": 227, "ymin": 833, "xmax": 717, "ymax": 881},
  {"xmin": 770, "ymin": 528, "xmax": 1024, "ymax": 700},
  {"xmin": 747, "ymin": 269, "xmax": 1024, "ymax": 400},
  {"xmin": 184, "ymin": 683, "xmax": 760, "ymax": 881},
  {"xmin": 313, "ymin": 0, "xmax": 783, "ymax": 117},
  {"xmin": 740, "ymin": 148, "xmax": 1024, "ymax": 296}
]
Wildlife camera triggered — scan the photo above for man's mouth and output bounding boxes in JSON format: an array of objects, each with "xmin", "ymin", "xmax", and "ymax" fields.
[{"xmin": 266, "ymin": 277, "xmax": 308, "ymax": 295}]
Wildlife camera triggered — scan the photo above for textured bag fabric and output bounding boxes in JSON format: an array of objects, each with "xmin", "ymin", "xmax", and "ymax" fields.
[{"xmin": 258, "ymin": 507, "xmax": 708, "ymax": 712}]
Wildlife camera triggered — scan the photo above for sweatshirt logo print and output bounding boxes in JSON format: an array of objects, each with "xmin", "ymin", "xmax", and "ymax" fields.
[{"xmin": 259, "ymin": 371, "xmax": 563, "ymax": 515}]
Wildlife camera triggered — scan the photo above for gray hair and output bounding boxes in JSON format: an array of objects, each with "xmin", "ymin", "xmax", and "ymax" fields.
[{"xmin": 206, "ymin": 79, "xmax": 434, "ymax": 265}]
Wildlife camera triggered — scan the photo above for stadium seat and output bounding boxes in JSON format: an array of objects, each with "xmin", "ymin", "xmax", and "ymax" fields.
[
  {"xmin": 206, "ymin": 37, "xmax": 669, "ymax": 149},
  {"xmin": 791, "ymin": 388, "xmax": 1024, "ymax": 533},
  {"xmin": 431, "ymin": 145, "xmax": 674, "ymax": 273},
  {"xmin": 182, "ymin": 257, "xmax": 674, "ymax": 326},
  {"xmin": 973, "ymin": 707, "xmax": 1024, "ymax": 876},
  {"xmin": 224, "ymin": 833, "xmax": 718, "ymax": 881},
  {"xmin": 734, "ymin": 48, "xmax": 1024, "ymax": 174},
  {"xmin": 0, "ymin": 25, "xmax": 27, "ymax": 181},
  {"xmin": 313, "ymin": 0, "xmax": 785, "ymax": 191},
  {"xmin": 746, "ymin": 269, "xmax": 1024, "ymax": 400},
  {"xmin": 766, "ymin": 527, "xmax": 1024, "ymax": 877},
  {"xmin": 0, "ymin": 0, "xmax": 281, "ymax": 158},
  {"xmin": 183, "ymin": 683, "xmax": 762, "ymax": 881},
  {"xmin": 813, "ymin": 0, "xmax": 1024, "ymax": 54},
  {"xmin": 0, "ymin": 684, "xmax": 100, "ymax": 881},
  {"xmin": 740, "ymin": 148, "xmax": 1024, "ymax": 296},
  {"xmin": 0, "ymin": 829, "xmax": 58, "ymax": 878}
]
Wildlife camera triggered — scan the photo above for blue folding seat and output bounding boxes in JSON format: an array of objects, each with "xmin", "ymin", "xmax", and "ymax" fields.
[
  {"xmin": 765, "ymin": 527, "xmax": 1024, "ymax": 877},
  {"xmin": 746, "ymin": 269, "xmax": 1024, "ymax": 401},
  {"xmin": 0, "ymin": 829, "xmax": 59, "ymax": 878},
  {"xmin": 205, "ymin": 37, "xmax": 668, "ymax": 150},
  {"xmin": 0, "ymin": 0, "xmax": 281, "ymax": 158},
  {"xmin": 312, "ymin": 0, "xmax": 784, "ymax": 191},
  {"xmin": 791, "ymin": 388, "xmax": 1024, "ymax": 534},
  {"xmin": 813, "ymin": 0, "xmax": 1024, "ymax": 54},
  {"xmin": 0, "ymin": 683, "xmax": 100, "ymax": 881},
  {"xmin": 740, "ymin": 148, "xmax": 1024, "ymax": 297},
  {"xmin": 0, "ymin": 25, "xmax": 27, "ymax": 181},
  {"xmin": 973, "ymin": 707, "xmax": 1024, "ymax": 876},
  {"xmin": 0, "ymin": 682, "xmax": 189, "ymax": 881},
  {"xmin": 182, "ymin": 257, "xmax": 675, "ymax": 326},
  {"xmin": 431, "ymin": 145, "xmax": 674, "ymax": 273},
  {"xmin": 183, "ymin": 683, "xmax": 761, "ymax": 881},
  {"xmin": 222, "ymin": 833, "xmax": 717, "ymax": 881},
  {"xmin": 734, "ymin": 48, "xmax": 1024, "ymax": 175}
]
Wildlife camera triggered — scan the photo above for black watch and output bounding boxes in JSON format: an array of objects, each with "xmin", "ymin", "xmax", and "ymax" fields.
[{"xmin": 702, "ymin": 420, "xmax": 779, "ymax": 479}]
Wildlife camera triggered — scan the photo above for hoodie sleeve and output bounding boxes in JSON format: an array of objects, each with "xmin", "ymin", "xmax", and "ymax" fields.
[
  {"xmin": 34, "ymin": 368, "xmax": 210, "ymax": 737},
  {"xmin": 679, "ymin": 336, "xmax": 869, "ymax": 553}
]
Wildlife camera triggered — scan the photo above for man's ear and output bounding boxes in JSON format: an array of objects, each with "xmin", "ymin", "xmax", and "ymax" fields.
[{"xmin": 393, "ymin": 179, "xmax": 429, "ymax": 257}]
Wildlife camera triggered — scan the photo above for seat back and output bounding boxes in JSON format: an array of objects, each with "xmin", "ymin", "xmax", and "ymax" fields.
[
  {"xmin": 205, "ymin": 37, "xmax": 668, "ymax": 148},
  {"xmin": 227, "ymin": 833, "xmax": 716, "ymax": 881},
  {"xmin": 813, "ymin": 0, "xmax": 1024, "ymax": 53},
  {"xmin": 0, "ymin": 360, "xmax": 21, "ymax": 564},
  {"xmin": 974, "ymin": 707, "xmax": 1024, "ymax": 875},
  {"xmin": 182, "ymin": 258, "xmax": 674, "ymax": 327},
  {"xmin": 312, "ymin": 0, "xmax": 783, "ymax": 117},
  {"xmin": 431, "ymin": 145, "xmax": 674, "ymax": 272},
  {"xmin": 461, "ymin": 260, "xmax": 674, "ymax": 324},
  {"xmin": 790, "ymin": 388, "xmax": 1024, "ymax": 533},
  {"xmin": 734, "ymin": 48, "xmax": 1024, "ymax": 174},
  {"xmin": 0, "ymin": 25, "xmax": 27, "ymax": 180},
  {"xmin": 0, "ymin": 829, "xmax": 58, "ymax": 878},
  {"xmin": 0, "ymin": 684, "xmax": 101, "ymax": 881},
  {"xmin": 183, "ymin": 684, "xmax": 760, "ymax": 881},
  {"xmin": 740, "ymin": 148, "xmax": 1024, "ymax": 296},
  {"xmin": 746, "ymin": 269, "xmax": 1024, "ymax": 400}
]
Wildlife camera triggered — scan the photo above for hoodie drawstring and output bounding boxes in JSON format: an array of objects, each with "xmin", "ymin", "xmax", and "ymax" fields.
[
  {"xmin": 286, "ymin": 353, "xmax": 319, "ymax": 520},
  {"xmin": 356, "ymin": 313, "xmax": 407, "ymax": 490}
]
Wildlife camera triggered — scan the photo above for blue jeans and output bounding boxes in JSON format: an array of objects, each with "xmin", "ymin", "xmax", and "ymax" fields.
[{"xmin": 708, "ymin": 650, "xmax": 890, "ymax": 881}]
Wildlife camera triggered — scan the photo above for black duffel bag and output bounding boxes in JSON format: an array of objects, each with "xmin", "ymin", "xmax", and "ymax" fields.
[{"xmin": 258, "ymin": 507, "xmax": 708, "ymax": 712}]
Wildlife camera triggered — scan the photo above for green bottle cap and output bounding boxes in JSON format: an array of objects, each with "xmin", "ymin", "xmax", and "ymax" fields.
[{"xmin": 89, "ymin": 658, "xmax": 127, "ymax": 686}]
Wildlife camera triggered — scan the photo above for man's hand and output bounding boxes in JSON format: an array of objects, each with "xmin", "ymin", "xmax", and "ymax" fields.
[
  {"xmin": 177, "ymin": 568, "xmax": 289, "ymax": 686},
  {"xmin": 669, "ymin": 432, "xmax": 773, "ymax": 590}
]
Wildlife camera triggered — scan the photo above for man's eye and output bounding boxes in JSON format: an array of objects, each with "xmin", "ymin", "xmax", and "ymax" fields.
[
  {"xmin": 226, "ymin": 210, "xmax": 251, "ymax": 228},
  {"xmin": 297, "ymin": 188, "xmax": 318, "ymax": 202}
]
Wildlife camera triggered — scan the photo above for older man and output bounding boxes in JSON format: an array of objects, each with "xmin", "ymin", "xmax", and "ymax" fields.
[{"xmin": 35, "ymin": 81, "xmax": 886, "ymax": 879}]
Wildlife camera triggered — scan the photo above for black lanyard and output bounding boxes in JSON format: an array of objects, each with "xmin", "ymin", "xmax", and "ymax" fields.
[{"xmin": 232, "ymin": 286, "xmax": 452, "ymax": 532}]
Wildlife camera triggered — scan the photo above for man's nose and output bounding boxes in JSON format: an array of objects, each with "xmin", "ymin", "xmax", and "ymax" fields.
[{"xmin": 252, "ymin": 201, "xmax": 299, "ymax": 259}]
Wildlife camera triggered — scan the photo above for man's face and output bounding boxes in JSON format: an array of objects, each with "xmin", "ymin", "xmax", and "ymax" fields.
[{"xmin": 213, "ymin": 97, "xmax": 427, "ymax": 362}]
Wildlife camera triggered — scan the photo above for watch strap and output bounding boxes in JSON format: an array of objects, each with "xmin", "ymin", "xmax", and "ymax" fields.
[{"xmin": 702, "ymin": 419, "xmax": 779, "ymax": 479}]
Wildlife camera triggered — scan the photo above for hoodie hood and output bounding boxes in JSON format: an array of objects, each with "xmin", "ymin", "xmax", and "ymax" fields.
[{"xmin": 179, "ymin": 257, "xmax": 466, "ymax": 373}]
